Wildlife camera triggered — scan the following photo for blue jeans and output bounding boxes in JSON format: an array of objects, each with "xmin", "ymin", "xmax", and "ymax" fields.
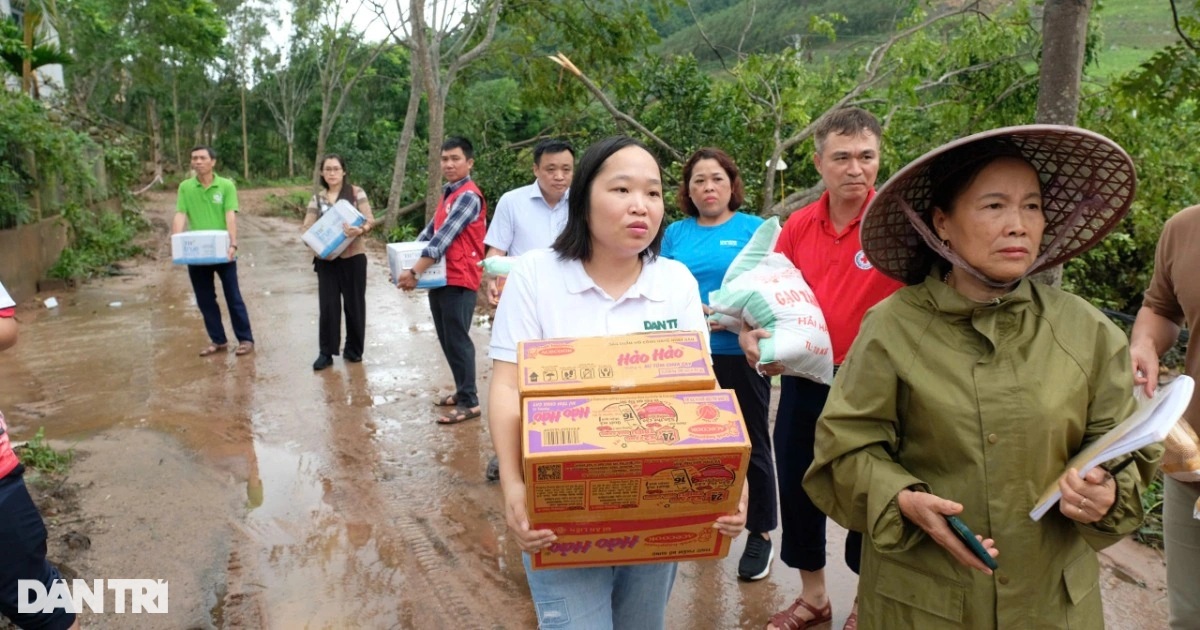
[
  {"xmin": 522, "ymin": 554, "xmax": 677, "ymax": 630},
  {"xmin": 188, "ymin": 261, "xmax": 253, "ymax": 345}
]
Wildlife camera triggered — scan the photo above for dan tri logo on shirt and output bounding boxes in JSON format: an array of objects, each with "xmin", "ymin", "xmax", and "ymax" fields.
[{"xmin": 643, "ymin": 319, "xmax": 679, "ymax": 331}]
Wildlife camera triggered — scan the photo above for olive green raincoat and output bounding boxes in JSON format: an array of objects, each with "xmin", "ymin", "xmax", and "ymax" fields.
[{"xmin": 804, "ymin": 274, "xmax": 1161, "ymax": 629}]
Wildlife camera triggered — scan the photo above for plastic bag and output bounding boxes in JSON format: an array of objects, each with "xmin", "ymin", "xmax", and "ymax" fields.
[
  {"xmin": 708, "ymin": 217, "xmax": 834, "ymax": 384},
  {"xmin": 1162, "ymin": 417, "xmax": 1200, "ymax": 483},
  {"xmin": 479, "ymin": 256, "xmax": 517, "ymax": 276}
]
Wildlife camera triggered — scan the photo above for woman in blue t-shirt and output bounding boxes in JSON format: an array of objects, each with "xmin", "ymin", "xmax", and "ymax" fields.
[{"xmin": 661, "ymin": 148, "xmax": 777, "ymax": 582}]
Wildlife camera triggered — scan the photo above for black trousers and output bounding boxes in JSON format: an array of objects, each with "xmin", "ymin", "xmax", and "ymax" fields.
[
  {"xmin": 188, "ymin": 261, "xmax": 253, "ymax": 345},
  {"xmin": 713, "ymin": 354, "xmax": 777, "ymax": 535},
  {"xmin": 774, "ymin": 374, "xmax": 862, "ymax": 573},
  {"xmin": 428, "ymin": 285, "xmax": 478, "ymax": 408},
  {"xmin": 314, "ymin": 254, "xmax": 367, "ymax": 357}
]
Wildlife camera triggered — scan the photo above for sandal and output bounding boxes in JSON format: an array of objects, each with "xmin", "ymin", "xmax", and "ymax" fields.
[
  {"xmin": 432, "ymin": 395, "xmax": 458, "ymax": 407},
  {"xmin": 767, "ymin": 596, "xmax": 832, "ymax": 630},
  {"xmin": 235, "ymin": 341, "xmax": 255, "ymax": 356},
  {"xmin": 437, "ymin": 406, "xmax": 481, "ymax": 425},
  {"xmin": 199, "ymin": 343, "xmax": 227, "ymax": 357}
]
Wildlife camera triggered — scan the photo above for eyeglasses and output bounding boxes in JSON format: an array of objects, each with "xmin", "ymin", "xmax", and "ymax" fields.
[{"xmin": 322, "ymin": 167, "xmax": 343, "ymax": 173}]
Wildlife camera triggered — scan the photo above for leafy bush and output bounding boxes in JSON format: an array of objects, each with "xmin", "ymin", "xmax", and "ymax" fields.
[
  {"xmin": 49, "ymin": 204, "xmax": 147, "ymax": 279},
  {"xmin": 263, "ymin": 190, "xmax": 310, "ymax": 219},
  {"xmin": 1135, "ymin": 471, "xmax": 1165, "ymax": 549},
  {"xmin": 14, "ymin": 427, "xmax": 73, "ymax": 474}
]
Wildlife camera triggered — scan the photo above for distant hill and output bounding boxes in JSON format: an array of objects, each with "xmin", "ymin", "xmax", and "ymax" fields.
[
  {"xmin": 651, "ymin": 0, "xmax": 1179, "ymax": 79},
  {"xmin": 653, "ymin": 0, "xmax": 920, "ymax": 61}
]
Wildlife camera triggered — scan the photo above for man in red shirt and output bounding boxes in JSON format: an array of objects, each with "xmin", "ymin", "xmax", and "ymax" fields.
[{"xmin": 743, "ymin": 108, "xmax": 902, "ymax": 630}]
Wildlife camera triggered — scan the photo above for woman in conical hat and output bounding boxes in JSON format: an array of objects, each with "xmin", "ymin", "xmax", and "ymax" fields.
[{"xmin": 802, "ymin": 125, "xmax": 1162, "ymax": 629}]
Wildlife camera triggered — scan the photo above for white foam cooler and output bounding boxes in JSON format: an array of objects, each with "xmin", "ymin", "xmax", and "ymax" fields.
[
  {"xmin": 172, "ymin": 230, "xmax": 231, "ymax": 265},
  {"xmin": 386, "ymin": 242, "xmax": 447, "ymax": 289},
  {"xmin": 302, "ymin": 199, "xmax": 366, "ymax": 259}
]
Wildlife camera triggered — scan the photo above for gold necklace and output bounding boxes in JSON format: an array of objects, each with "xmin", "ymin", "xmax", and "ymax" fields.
[{"xmin": 942, "ymin": 269, "xmax": 952, "ymax": 285}]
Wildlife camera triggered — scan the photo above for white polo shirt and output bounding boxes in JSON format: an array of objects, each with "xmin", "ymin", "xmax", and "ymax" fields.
[
  {"xmin": 489, "ymin": 248, "xmax": 709, "ymax": 363},
  {"xmin": 484, "ymin": 182, "xmax": 570, "ymax": 256}
]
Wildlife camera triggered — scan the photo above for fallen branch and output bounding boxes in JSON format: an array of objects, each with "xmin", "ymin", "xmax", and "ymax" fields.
[
  {"xmin": 132, "ymin": 174, "xmax": 163, "ymax": 196},
  {"xmin": 547, "ymin": 53, "xmax": 684, "ymax": 162}
]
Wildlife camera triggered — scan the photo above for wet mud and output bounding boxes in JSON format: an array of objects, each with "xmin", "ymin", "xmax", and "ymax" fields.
[{"xmin": 0, "ymin": 188, "xmax": 1167, "ymax": 629}]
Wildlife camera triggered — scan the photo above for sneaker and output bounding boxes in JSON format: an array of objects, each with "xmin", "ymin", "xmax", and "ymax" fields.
[
  {"xmin": 738, "ymin": 534, "xmax": 773, "ymax": 581},
  {"xmin": 485, "ymin": 455, "xmax": 500, "ymax": 482},
  {"xmin": 312, "ymin": 353, "xmax": 333, "ymax": 371}
]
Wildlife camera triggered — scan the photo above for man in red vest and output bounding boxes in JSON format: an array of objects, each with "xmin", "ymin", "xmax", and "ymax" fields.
[{"xmin": 398, "ymin": 137, "xmax": 488, "ymax": 424}]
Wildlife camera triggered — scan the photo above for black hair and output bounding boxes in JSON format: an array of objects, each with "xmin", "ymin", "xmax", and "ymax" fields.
[
  {"xmin": 678, "ymin": 147, "xmax": 744, "ymax": 217},
  {"xmin": 533, "ymin": 139, "xmax": 575, "ymax": 165},
  {"xmin": 552, "ymin": 136, "xmax": 664, "ymax": 263},
  {"xmin": 318, "ymin": 154, "xmax": 357, "ymax": 204},
  {"xmin": 190, "ymin": 145, "xmax": 217, "ymax": 160},
  {"xmin": 813, "ymin": 107, "xmax": 882, "ymax": 155},
  {"xmin": 441, "ymin": 136, "xmax": 474, "ymax": 160}
]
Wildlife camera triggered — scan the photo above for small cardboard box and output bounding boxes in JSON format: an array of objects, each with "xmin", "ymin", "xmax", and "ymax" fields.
[
  {"xmin": 517, "ymin": 332, "xmax": 715, "ymax": 396},
  {"xmin": 523, "ymin": 389, "xmax": 749, "ymax": 531},
  {"xmin": 172, "ymin": 230, "xmax": 230, "ymax": 265},
  {"xmin": 530, "ymin": 513, "xmax": 733, "ymax": 570},
  {"xmin": 302, "ymin": 199, "xmax": 365, "ymax": 259},
  {"xmin": 386, "ymin": 242, "xmax": 447, "ymax": 289}
]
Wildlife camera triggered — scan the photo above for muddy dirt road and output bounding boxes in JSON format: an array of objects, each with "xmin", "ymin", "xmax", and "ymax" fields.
[{"xmin": 0, "ymin": 188, "xmax": 1170, "ymax": 629}]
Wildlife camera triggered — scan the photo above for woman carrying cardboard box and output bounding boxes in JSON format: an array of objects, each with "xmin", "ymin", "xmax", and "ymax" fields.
[
  {"xmin": 488, "ymin": 136, "xmax": 748, "ymax": 629},
  {"xmin": 303, "ymin": 154, "xmax": 376, "ymax": 371}
]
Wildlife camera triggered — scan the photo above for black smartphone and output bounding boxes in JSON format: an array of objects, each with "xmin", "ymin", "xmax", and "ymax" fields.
[{"xmin": 945, "ymin": 515, "xmax": 998, "ymax": 570}]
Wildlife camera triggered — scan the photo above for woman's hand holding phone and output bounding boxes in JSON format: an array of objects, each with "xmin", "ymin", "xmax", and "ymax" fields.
[{"xmin": 897, "ymin": 488, "xmax": 1000, "ymax": 575}]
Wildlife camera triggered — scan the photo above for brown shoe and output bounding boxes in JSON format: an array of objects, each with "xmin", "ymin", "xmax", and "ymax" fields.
[
  {"xmin": 235, "ymin": 341, "xmax": 254, "ymax": 356},
  {"xmin": 767, "ymin": 596, "xmax": 831, "ymax": 630}
]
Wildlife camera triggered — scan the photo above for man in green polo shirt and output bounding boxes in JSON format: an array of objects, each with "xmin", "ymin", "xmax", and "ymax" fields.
[{"xmin": 172, "ymin": 145, "xmax": 255, "ymax": 357}]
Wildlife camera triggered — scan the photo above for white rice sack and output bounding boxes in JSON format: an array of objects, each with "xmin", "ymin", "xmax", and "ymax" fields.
[{"xmin": 708, "ymin": 217, "xmax": 834, "ymax": 384}]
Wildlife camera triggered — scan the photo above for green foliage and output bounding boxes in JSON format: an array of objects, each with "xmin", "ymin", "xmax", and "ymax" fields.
[
  {"xmin": 49, "ymin": 204, "xmax": 147, "ymax": 280},
  {"xmin": 262, "ymin": 190, "xmax": 309, "ymax": 219},
  {"xmin": 1134, "ymin": 471, "xmax": 1164, "ymax": 549},
  {"xmin": 14, "ymin": 427, "xmax": 74, "ymax": 474},
  {"xmin": 0, "ymin": 90, "xmax": 104, "ymax": 228},
  {"xmin": 383, "ymin": 222, "xmax": 420, "ymax": 244}
]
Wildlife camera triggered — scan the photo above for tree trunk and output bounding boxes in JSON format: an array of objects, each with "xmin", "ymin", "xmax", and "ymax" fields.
[
  {"xmin": 1036, "ymin": 0, "xmax": 1091, "ymax": 125},
  {"xmin": 147, "ymin": 98, "xmax": 164, "ymax": 185},
  {"xmin": 287, "ymin": 140, "xmax": 295, "ymax": 178},
  {"xmin": 386, "ymin": 54, "xmax": 424, "ymax": 227},
  {"xmin": 172, "ymin": 73, "xmax": 182, "ymax": 170},
  {"xmin": 22, "ymin": 15, "xmax": 33, "ymax": 96},
  {"xmin": 1033, "ymin": 0, "xmax": 1093, "ymax": 287},
  {"xmin": 423, "ymin": 87, "xmax": 445, "ymax": 223},
  {"xmin": 241, "ymin": 83, "xmax": 250, "ymax": 181}
]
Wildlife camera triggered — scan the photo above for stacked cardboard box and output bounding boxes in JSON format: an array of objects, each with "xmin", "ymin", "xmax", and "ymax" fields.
[{"xmin": 517, "ymin": 331, "xmax": 750, "ymax": 570}]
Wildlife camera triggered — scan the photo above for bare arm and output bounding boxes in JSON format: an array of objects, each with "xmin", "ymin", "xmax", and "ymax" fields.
[
  {"xmin": 0, "ymin": 317, "xmax": 16, "ymax": 351},
  {"xmin": 171, "ymin": 212, "xmax": 187, "ymax": 235},
  {"xmin": 489, "ymin": 359, "xmax": 557, "ymax": 551},
  {"xmin": 1129, "ymin": 306, "xmax": 1182, "ymax": 396},
  {"xmin": 484, "ymin": 247, "xmax": 508, "ymax": 305},
  {"xmin": 225, "ymin": 211, "xmax": 239, "ymax": 261}
]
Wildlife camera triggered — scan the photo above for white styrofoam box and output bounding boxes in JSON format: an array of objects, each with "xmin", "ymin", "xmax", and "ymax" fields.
[
  {"xmin": 302, "ymin": 199, "xmax": 366, "ymax": 259},
  {"xmin": 172, "ymin": 230, "xmax": 231, "ymax": 265},
  {"xmin": 386, "ymin": 242, "xmax": 447, "ymax": 289}
]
